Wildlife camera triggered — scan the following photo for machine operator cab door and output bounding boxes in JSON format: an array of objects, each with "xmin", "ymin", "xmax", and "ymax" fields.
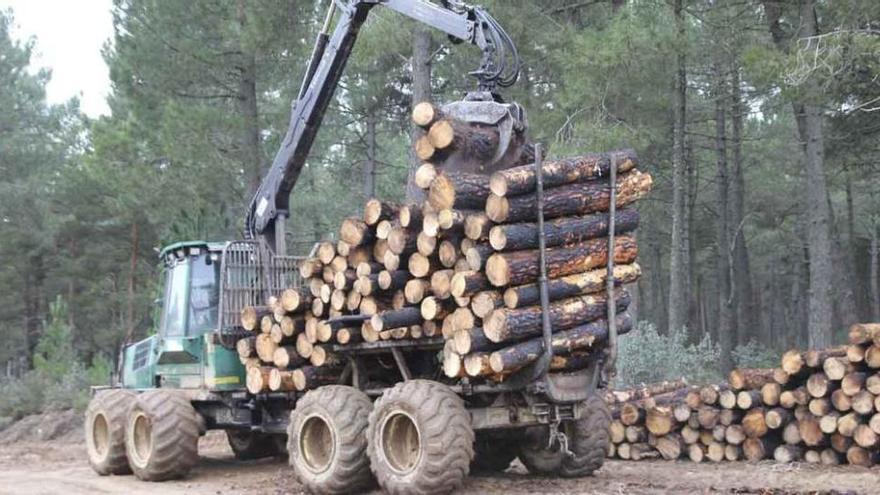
[{"xmin": 121, "ymin": 241, "xmax": 244, "ymax": 391}]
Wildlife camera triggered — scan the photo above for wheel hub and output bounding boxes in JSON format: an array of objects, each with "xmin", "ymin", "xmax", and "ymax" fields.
[
  {"xmin": 300, "ymin": 415, "xmax": 335, "ymax": 473},
  {"xmin": 129, "ymin": 411, "xmax": 152, "ymax": 467},
  {"xmin": 380, "ymin": 412, "xmax": 421, "ymax": 475},
  {"xmin": 91, "ymin": 414, "xmax": 109, "ymax": 458}
]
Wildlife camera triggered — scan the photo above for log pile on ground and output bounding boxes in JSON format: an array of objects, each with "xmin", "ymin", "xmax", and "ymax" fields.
[
  {"xmin": 607, "ymin": 323, "xmax": 880, "ymax": 466},
  {"xmin": 233, "ymin": 102, "xmax": 653, "ymax": 393}
]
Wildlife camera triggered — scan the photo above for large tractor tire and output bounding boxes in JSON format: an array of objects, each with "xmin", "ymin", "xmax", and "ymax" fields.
[
  {"xmin": 367, "ymin": 380, "xmax": 474, "ymax": 495},
  {"xmin": 559, "ymin": 394, "xmax": 611, "ymax": 477},
  {"xmin": 125, "ymin": 389, "xmax": 200, "ymax": 481},
  {"xmin": 517, "ymin": 426, "xmax": 564, "ymax": 475},
  {"xmin": 471, "ymin": 432, "xmax": 518, "ymax": 473},
  {"xmin": 287, "ymin": 385, "xmax": 374, "ymax": 494},
  {"xmin": 85, "ymin": 389, "xmax": 136, "ymax": 475},
  {"xmin": 226, "ymin": 430, "xmax": 287, "ymax": 460},
  {"xmin": 517, "ymin": 395, "xmax": 611, "ymax": 477}
]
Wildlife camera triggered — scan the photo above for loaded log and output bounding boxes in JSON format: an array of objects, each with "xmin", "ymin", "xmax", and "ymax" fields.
[
  {"xmin": 489, "ymin": 209, "xmax": 639, "ymax": 252},
  {"xmin": 485, "ymin": 235, "xmax": 638, "ymax": 287},
  {"xmin": 488, "ymin": 149, "xmax": 638, "ymax": 197},
  {"xmin": 502, "ymin": 263, "xmax": 641, "ymax": 308},
  {"xmin": 487, "ymin": 315, "xmax": 633, "ymax": 373},
  {"xmin": 485, "ymin": 170, "xmax": 653, "ymax": 223},
  {"xmin": 483, "ymin": 290, "xmax": 631, "ymax": 343}
]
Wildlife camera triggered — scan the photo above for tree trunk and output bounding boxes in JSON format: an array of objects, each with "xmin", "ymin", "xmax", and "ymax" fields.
[
  {"xmin": 485, "ymin": 171, "xmax": 652, "ymax": 223},
  {"xmin": 407, "ymin": 27, "xmax": 432, "ymax": 203},
  {"xmin": 763, "ymin": 0, "xmax": 833, "ymax": 348},
  {"xmin": 728, "ymin": 368, "xmax": 774, "ymax": 391},
  {"xmin": 489, "ymin": 209, "xmax": 639, "ymax": 252},
  {"xmin": 485, "ymin": 235, "xmax": 638, "ymax": 287},
  {"xmin": 729, "ymin": 64, "xmax": 757, "ymax": 346},
  {"xmin": 125, "ymin": 221, "xmax": 139, "ymax": 345},
  {"xmin": 483, "ymin": 289, "xmax": 631, "ymax": 343},
  {"xmin": 488, "ymin": 149, "xmax": 638, "ymax": 197},
  {"xmin": 427, "ymin": 172, "xmax": 492, "ymax": 211},
  {"xmin": 668, "ymin": 0, "xmax": 690, "ymax": 335},
  {"xmin": 370, "ymin": 307, "xmax": 423, "ymax": 332},
  {"xmin": 714, "ymin": 62, "xmax": 734, "ymax": 374},
  {"xmin": 237, "ymin": 2, "xmax": 262, "ymax": 194},
  {"xmin": 871, "ymin": 226, "xmax": 880, "ymax": 321},
  {"xmin": 502, "ymin": 263, "xmax": 641, "ymax": 309},
  {"xmin": 293, "ymin": 365, "xmax": 342, "ymax": 391},
  {"xmin": 487, "ymin": 314, "xmax": 633, "ymax": 373},
  {"xmin": 363, "ymin": 108, "xmax": 377, "ymax": 201}
]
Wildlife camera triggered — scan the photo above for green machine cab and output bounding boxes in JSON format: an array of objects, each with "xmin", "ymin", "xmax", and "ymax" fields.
[
  {"xmin": 122, "ymin": 241, "xmax": 245, "ymax": 392},
  {"xmin": 114, "ymin": 239, "xmax": 303, "ymax": 434}
]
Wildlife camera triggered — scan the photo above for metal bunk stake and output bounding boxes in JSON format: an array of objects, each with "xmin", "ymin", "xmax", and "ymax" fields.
[{"xmin": 604, "ymin": 155, "xmax": 619, "ymax": 382}]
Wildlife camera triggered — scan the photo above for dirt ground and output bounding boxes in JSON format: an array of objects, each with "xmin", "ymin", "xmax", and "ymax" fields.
[{"xmin": 0, "ymin": 412, "xmax": 876, "ymax": 494}]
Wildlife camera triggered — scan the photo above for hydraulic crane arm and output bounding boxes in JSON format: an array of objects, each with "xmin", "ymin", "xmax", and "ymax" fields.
[{"xmin": 245, "ymin": 0, "xmax": 520, "ymax": 253}]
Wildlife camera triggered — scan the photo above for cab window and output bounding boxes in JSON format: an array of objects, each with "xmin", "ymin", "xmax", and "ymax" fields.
[
  {"xmin": 189, "ymin": 254, "xmax": 220, "ymax": 334},
  {"xmin": 160, "ymin": 262, "xmax": 189, "ymax": 337}
]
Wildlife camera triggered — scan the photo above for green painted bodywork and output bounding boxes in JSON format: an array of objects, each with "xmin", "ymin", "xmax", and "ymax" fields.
[{"xmin": 121, "ymin": 241, "xmax": 246, "ymax": 392}]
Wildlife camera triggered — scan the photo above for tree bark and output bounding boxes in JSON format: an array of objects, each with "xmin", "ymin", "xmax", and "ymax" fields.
[
  {"xmin": 729, "ymin": 64, "xmax": 757, "ymax": 346},
  {"xmin": 488, "ymin": 149, "xmax": 638, "ymax": 197},
  {"xmin": 407, "ymin": 27, "xmax": 432, "ymax": 203},
  {"xmin": 714, "ymin": 61, "xmax": 734, "ymax": 374},
  {"xmin": 485, "ymin": 170, "xmax": 652, "ymax": 223},
  {"xmin": 483, "ymin": 289, "xmax": 631, "ymax": 343},
  {"xmin": 487, "ymin": 314, "xmax": 633, "ymax": 373},
  {"xmin": 125, "ymin": 221, "xmax": 139, "ymax": 345},
  {"xmin": 668, "ymin": 0, "xmax": 691, "ymax": 335},
  {"xmin": 427, "ymin": 172, "xmax": 492, "ymax": 211},
  {"xmin": 485, "ymin": 235, "xmax": 638, "ymax": 287},
  {"xmin": 489, "ymin": 209, "xmax": 639, "ymax": 252},
  {"xmin": 502, "ymin": 263, "xmax": 641, "ymax": 309},
  {"xmin": 872, "ymin": 226, "xmax": 880, "ymax": 321},
  {"xmin": 763, "ymin": 0, "xmax": 833, "ymax": 348},
  {"xmin": 236, "ymin": 2, "xmax": 262, "ymax": 195},
  {"xmin": 728, "ymin": 368, "xmax": 774, "ymax": 392},
  {"xmin": 363, "ymin": 108, "xmax": 377, "ymax": 201},
  {"xmin": 293, "ymin": 365, "xmax": 342, "ymax": 391},
  {"xmin": 370, "ymin": 306, "xmax": 423, "ymax": 332}
]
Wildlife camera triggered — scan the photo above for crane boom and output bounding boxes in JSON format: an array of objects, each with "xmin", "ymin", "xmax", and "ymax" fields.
[{"xmin": 245, "ymin": 0, "xmax": 520, "ymax": 254}]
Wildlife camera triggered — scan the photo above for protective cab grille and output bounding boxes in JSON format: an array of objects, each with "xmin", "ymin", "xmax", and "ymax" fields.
[
  {"xmin": 132, "ymin": 339, "xmax": 151, "ymax": 370},
  {"xmin": 218, "ymin": 240, "xmax": 304, "ymax": 345}
]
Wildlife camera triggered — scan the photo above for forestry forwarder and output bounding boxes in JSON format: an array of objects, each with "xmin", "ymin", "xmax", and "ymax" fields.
[{"xmin": 84, "ymin": 1, "xmax": 613, "ymax": 493}]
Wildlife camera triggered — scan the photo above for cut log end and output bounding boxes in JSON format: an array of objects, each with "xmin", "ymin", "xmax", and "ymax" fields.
[
  {"xmin": 415, "ymin": 136, "xmax": 435, "ymax": 161},
  {"xmin": 485, "ymin": 253, "xmax": 510, "ymax": 287},
  {"xmin": 485, "ymin": 194, "xmax": 509, "ymax": 223},
  {"xmin": 428, "ymin": 120, "xmax": 456, "ymax": 150},
  {"xmin": 414, "ymin": 163, "xmax": 437, "ymax": 190},
  {"xmin": 488, "ymin": 226, "xmax": 507, "ymax": 251},
  {"xmin": 411, "ymin": 102, "xmax": 438, "ymax": 127},
  {"xmin": 488, "ymin": 172, "xmax": 508, "ymax": 197}
]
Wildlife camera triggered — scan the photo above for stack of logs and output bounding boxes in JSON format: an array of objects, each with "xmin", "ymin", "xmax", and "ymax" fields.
[
  {"xmin": 607, "ymin": 323, "xmax": 880, "ymax": 467},
  {"xmin": 235, "ymin": 101, "xmax": 652, "ymax": 395}
]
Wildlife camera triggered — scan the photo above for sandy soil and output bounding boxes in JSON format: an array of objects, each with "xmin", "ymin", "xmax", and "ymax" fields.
[{"xmin": 0, "ymin": 430, "xmax": 876, "ymax": 495}]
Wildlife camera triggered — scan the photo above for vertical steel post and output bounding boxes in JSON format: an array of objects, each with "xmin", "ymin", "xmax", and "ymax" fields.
[
  {"xmin": 534, "ymin": 143, "xmax": 553, "ymax": 376},
  {"xmin": 604, "ymin": 156, "xmax": 619, "ymax": 380}
]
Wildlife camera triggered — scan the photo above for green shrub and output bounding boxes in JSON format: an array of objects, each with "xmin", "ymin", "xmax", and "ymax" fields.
[
  {"xmin": 614, "ymin": 321, "xmax": 723, "ymax": 388},
  {"xmin": 0, "ymin": 372, "xmax": 50, "ymax": 419},
  {"xmin": 733, "ymin": 340, "xmax": 780, "ymax": 369},
  {"xmin": 86, "ymin": 353, "xmax": 113, "ymax": 386},
  {"xmin": 33, "ymin": 296, "xmax": 77, "ymax": 380},
  {"xmin": 0, "ymin": 296, "xmax": 113, "ymax": 419}
]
